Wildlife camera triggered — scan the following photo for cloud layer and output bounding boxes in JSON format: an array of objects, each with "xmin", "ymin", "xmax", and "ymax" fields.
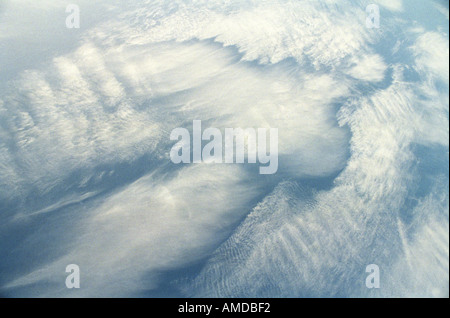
[{"xmin": 0, "ymin": 0, "xmax": 448, "ymax": 297}]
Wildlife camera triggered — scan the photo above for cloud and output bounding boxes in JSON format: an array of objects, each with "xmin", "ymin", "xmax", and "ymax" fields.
[
  {"xmin": 89, "ymin": 0, "xmax": 376, "ymax": 68},
  {"xmin": 434, "ymin": 2, "xmax": 449, "ymax": 20},
  {"xmin": 3, "ymin": 164, "xmax": 262, "ymax": 297},
  {"xmin": 346, "ymin": 54, "xmax": 387, "ymax": 82},
  {"xmin": 1, "ymin": 29, "xmax": 352, "ymax": 294},
  {"xmin": 375, "ymin": 0, "xmax": 404, "ymax": 12},
  {"xmin": 371, "ymin": 187, "xmax": 449, "ymax": 297},
  {"xmin": 188, "ymin": 72, "xmax": 449, "ymax": 297},
  {"xmin": 0, "ymin": 0, "xmax": 448, "ymax": 298},
  {"xmin": 412, "ymin": 31, "xmax": 449, "ymax": 84},
  {"xmin": 0, "ymin": 30, "xmax": 352, "ymax": 202}
]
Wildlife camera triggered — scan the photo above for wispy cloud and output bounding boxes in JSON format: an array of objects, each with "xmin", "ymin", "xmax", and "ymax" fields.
[{"xmin": 0, "ymin": 0, "xmax": 448, "ymax": 298}]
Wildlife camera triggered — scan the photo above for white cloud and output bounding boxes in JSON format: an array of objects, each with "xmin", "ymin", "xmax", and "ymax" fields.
[
  {"xmin": 412, "ymin": 31, "xmax": 449, "ymax": 84},
  {"xmin": 189, "ymin": 75, "xmax": 449, "ymax": 297},
  {"xmin": 346, "ymin": 54, "xmax": 387, "ymax": 82},
  {"xmin": 0, "ymin": 0, "xmax": 448, "ymax": 298},
  {"xmin": 89, "ymin": 0, "xmax": 375, "ymax": 68},
  {"xmin": 4, "ymin": 164, "xmax": 261, "ymax": 297},
  {"xmin": 0, "ymin": 30, "xmax": 352, "ymax": 200},
  {"xmin": 434, "ymin": 2, "xmax": 449, "ymax": 20},
  {"xmin": 375, "ymin": 0, "xmax": 404, "ymax": 12}
]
